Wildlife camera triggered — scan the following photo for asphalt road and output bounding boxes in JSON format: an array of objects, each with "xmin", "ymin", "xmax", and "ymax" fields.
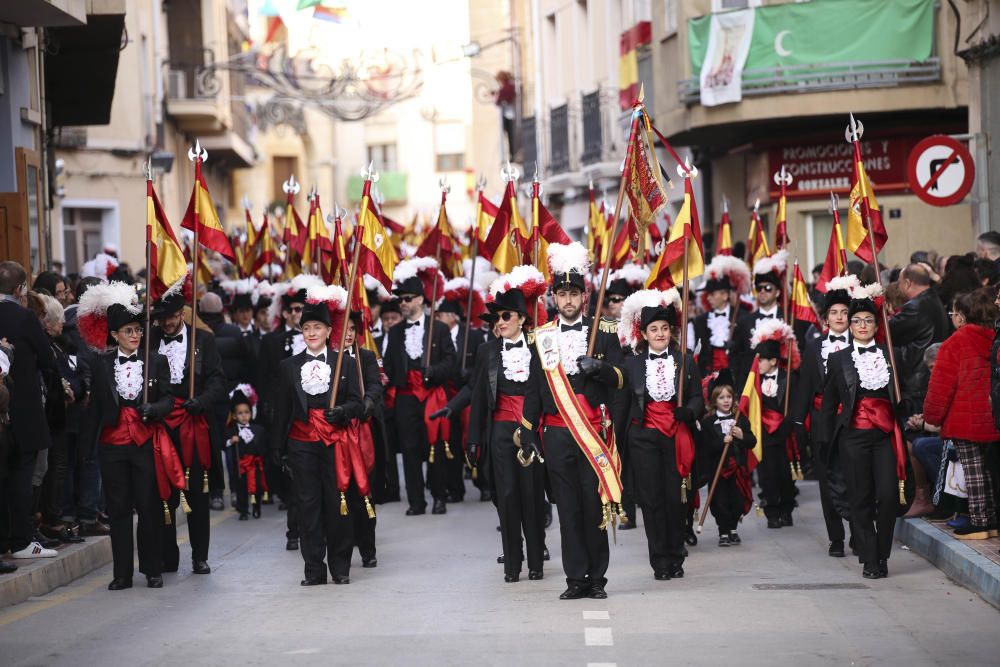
[{"xmin": 1, "ymin": 480, "xmax": 996, "ymax": 666}]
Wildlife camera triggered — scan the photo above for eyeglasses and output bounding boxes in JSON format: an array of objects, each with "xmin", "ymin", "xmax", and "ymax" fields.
[
  {"xmin": 758, "ymin": 284, "xmax": 777, "ymax": 293},
  {"xmin": 118, "ymin": 326, "xmax": 143, "ymax": 336},
  {"xmin": 289, "ymin": 305, "xmax": 304, "ymax": 313},
  {"xmin": 498, "ymin": 311, "xmax": 517, "ymax": 322},
  {"xmin": 607, "ymin": 296, "xmax": 626, "ymax": 304},
  {"xmin": 948, "ymin": 311, "xmax": 964, "ymax": 318},
  {"xmin": 399, "ymin": 295, "xmax": 418, "ymax": 304},
  {"xmin": 850, "ymin": 317, "xmax": 876, "ymax": 326}
]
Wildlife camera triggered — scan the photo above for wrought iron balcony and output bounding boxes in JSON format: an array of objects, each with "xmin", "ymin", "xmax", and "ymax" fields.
[{"xmin": 549, "ymin": 103, "xmax": 570, "ymax": 174}]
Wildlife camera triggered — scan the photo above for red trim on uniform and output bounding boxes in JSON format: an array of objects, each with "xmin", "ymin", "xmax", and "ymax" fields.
[
  {"xmin": 642, "ymin": 400, "xmax": 696, "ymax": 479},
  {"xmin": 851, "ymin": 396, "xmax": 907, "ymax": 480},
  {"xmin": 163, "ymin": 397, "xmax": 212, "ymax": 469}
]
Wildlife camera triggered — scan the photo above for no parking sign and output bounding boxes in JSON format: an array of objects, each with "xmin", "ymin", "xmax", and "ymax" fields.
[{"xmin": 906, "ymin": 135, "xmax": 975, "ymax": 207}]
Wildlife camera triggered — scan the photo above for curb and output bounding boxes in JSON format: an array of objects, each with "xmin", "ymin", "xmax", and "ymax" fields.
[
  {"xmin": 0, "ymin": 536, "xmax": 112, "ymax": 608},
  {"xmin": 896, "ymin": 517, "xmax": 1000, "ymax": 610}
]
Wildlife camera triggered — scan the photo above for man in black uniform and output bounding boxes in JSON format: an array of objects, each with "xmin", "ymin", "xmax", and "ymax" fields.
[
  {"xmin": 691, "ymin": 255, "xmax": 750, "ymax": 377},
  {"xmin": 150, "ymin": 292, "xmax": 226, "ymax": 575},
  {"xmin": 522, "ymin": 242, "xmax": 625, "ymax": 600},
  {"xmin": 374, "ymin": 298, "xmax": 402, "ymax": 502},
  {"xmin": 382, "ymin": 260, "xmax": 457, "ymax": 516},
  {"xmin": 730, "ymin": 250, "xmax": 787, "ymax": 385}
]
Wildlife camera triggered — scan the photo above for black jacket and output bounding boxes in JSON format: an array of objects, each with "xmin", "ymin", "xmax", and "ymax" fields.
[
  {"xmin": 212, "ymin": 320, "xmax": 256, "ymax": 388},
  {"xmin": 791, "ymin": 333, "xmax": 851, "ymax": 424},
  {"xmin": 226, "ymin": 422, "xmax": 268, "ymax": 458},
  {"xmin": 621, "ymin": 349, "xmax": 703, "ymax": 432},
  {"xmin": 888, "ymin": 287, "xmax": 948, "ymax": 378},
  {"xmin": 453, "ymin": 324, "xmax": 486, "ymax": 381},
  {"xmin": 382, "ymin": 315, "xmax": 457, "ymax": 389},
  {"xmin": 269, "ymin": 351, "xmax": 364, "ymax": 454},
  {"xmin": 729, "ymin": 310, "xmax": 784, "ymax": 386},
  {"xmin": 815, "ymin": 344, "xmax": 899, "ymax": 452},
  {"xmin": 148, "ymin": 324, "xmax": 226, "ymax": 405},
  {"xmin": 691, "ymin": 307, "xmax": 735, "ymax": 375},
  {"xmin": 700, "ymin": 411, "xmax": 755, "ymax": 470},
  {"xmin": 0, "ymin": 300, "xmax": 56, "ymax": 452},
  {"xmin": 257, "ymin": 326, "xmax": 299, "ymax": 424}
]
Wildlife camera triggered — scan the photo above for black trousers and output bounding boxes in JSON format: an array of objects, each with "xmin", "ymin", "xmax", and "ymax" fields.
[
  {"xmin": 543, "ymin": 425, "xmax": 609, "ymax": 587},
  {"xmin": 811, "ymin": 408, "xmax": 847, "ymax": 542},
  {"xmin": 350, "ymin": 484, "xmax": 376, "ymax": 562},
  {"xmin": 286, "ymin": 438, "xmax": 352, "ymax": 580},
  {"xmin": 447, "ymin": 411, "xmax": 467, "ymax": 500},
  {"xmin": 161, "ymin": 426, "xmax": 210, "ymax": 568},
  {"xmin": 0, "ymin": 446, "xmax": 36, "ymax": 553},
  {"xmin": 395, "ymin": 395, "xmax": 446, "ymax": 510},
  {"xmin": 709, "ymin": 473, "xmax": 743, "ymax": 535},
  {"xmin": 99, "ymin": 443, "xmax": 162, "ymax": 579},
  {"xmin": 630, "ymin": 428, "xmax": 686, "ymax": 573},
  {"xmin": 491, "ymin": 421, "xmax": 545, "ymax": 576},
  {"xmin": 840, "ymin": 428, "xmax": 898, "ymax": 566},
  {"xmin": 235, "ymin": 463, "xmax": 267, "ymax": 515},
  {"xmin": 759, "ymin": 438, "xmax": 795, "ymax": 520}
]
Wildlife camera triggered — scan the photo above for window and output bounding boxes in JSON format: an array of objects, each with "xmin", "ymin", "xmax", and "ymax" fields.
[
  {"xmin": 366, "ymin": 144, "xmax": 398, "ymax": 172},
  {"xmin": 663, "ymin": 0, "xmax": 678, "ymax": 36},
  {"xmin": 271, "ymin": 156, "xmax": 298, "ymax": 204},
  {"xmin": 436, "ymin": 154, "xmax": 465, "ymax": 172},
  {"xmin": 62, "ymin": 208, "xmax": 105, "ymax": 276},
  {"xmin": 711, "ymin": 0, "xmax": 762, "ymax": 10}
]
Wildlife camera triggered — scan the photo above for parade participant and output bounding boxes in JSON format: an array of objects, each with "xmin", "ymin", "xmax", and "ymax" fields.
[
  {"xmin": 468, "ymin": 266, "xmax": 548, "ymax": 583},
  {"xmin": 226, "ymin": 386, "xmax": 267, "ymax": 520},
  {"xmin": 150, "ymin": 290, "xmax": 226, "ymax": 575},
  {"xmin": 691, "ymin": 255, "xmax": 751, "ymax": 375},
  {"xmin": 522, "ymin": 242, "xmax": 624, "ymax": 600},
  {"xmin": 731, "ymin": 250, "xmax": 788, "ymax": 383},
  {"xmin": 751, "ymin": 319, "xmax": 800, "ymax": 529},
  {"xmin": 382, "ymin": 258, "xmax": 457, "ymax": 516},
  {"xmin": 619, "ymin": 289, "xmax": 702, "ymax": 579},
  {"xmin": 224, "ymin": 278, "xmax": 259, "ymax": 337},
  {"xmin": 375, "ymin": 297, "xmax": 401, "ymax": 356},
  {"xmin": 77, "ymin": 283, "xmax": 179, "ymax": 590},
  {"xmin": 269, "ymin": 286, "xmax": 364, "ymax": 585},
  {"xmin": 375, "ymin": 297, "xmax": 402, "ymax": 501},
  {"xmin": 792, "ymin": 275, "xmax": 856, "ymax": 556},
  {"xmin": 252, "ymin": 282, "xmax": 274, "ymax": 335},
  {"xmin": 817, "ymin": 285, "xmax": 905, "ymax": 579},
  {"xmin": 700, "ymin": 370, "xmax": 754, "ymax": 546}
]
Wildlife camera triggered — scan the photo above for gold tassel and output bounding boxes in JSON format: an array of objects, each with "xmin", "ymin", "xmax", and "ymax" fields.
[
  {"xmin": 790, "ymin": 461, "xmax": 797, "ymax": 480},
  {"xmin": 340, "ymin": 492, "xmax": 348, "ymax": 516},
  {"xmin": 598, "ymin": 503, "xmax": 610, "ymax": 531},
  {"xmin": 202, "ymin": 470, "xmax": 209, "ymax": 494},
  {"xmin": 365, "ymin": 496, "xmax": 376, "ymax": 519},
  {"xmin": 899, "ymin": 480, "xmax": 906, "ymax": 505},
  {"xmin": 163, "ymin": 501, "xmax": 172, "ymax": 525},
  {"xmin": 429, "ymin": 444, "xmax": 435, "ymax": 464},
  {"xmin": 755, "ymin": 504, "xmax": 764, "ymax": 517},
  {"xmin": 471, "ymin": 466, "xmax": 478, "ymax": 481},
  {"xmin": 251, "ymin": 494, "xmax": 258, "ymax": 506},
  {"xmin": 180, "ymin": 491, "xmax": 192, "ymax": 514},
  {"xmin": 681, "ymin": 477, "xmax": 688, "ymax": 503},
  {"xmin": 184, "ymin": 468, "xmax": 190, "ymax": 490},
  {"xmin": 444, "ymin": 441, "xmax": 454, "ymax": 460},
  {"xmin": 262, "ymin": 491, "xmax": 269, "ymax": 503},
  {"xmin": 797, "ymin": 462, "xmax": 805, "ymax": 481}
]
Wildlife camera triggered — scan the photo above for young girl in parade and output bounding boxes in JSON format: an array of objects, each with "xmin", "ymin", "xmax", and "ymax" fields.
[{"xmin": 226, "ymin": 386, "xmax": 268, "ymax": 520}]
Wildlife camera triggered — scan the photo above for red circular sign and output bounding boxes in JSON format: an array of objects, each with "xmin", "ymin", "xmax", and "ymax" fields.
[{"xmin": 906, "ymin": 135, "xmax": 975, "ymax": 207}]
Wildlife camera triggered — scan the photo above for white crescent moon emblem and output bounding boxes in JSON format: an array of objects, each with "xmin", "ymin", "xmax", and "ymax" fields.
[{"xmin": 775, "ymin": 30, "xmax": 792, "ymax": 57}]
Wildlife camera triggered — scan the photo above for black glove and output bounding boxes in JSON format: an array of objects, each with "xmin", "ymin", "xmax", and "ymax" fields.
[
  {"xmin": 181, "ymin": 397, "xmax": 204, "ymax": 415},
  {"xmin": 577, "ymin": 356, "xmax": 606, "ymax": 378},
  {"xmin": 324, "ymin": 406, "xmax": 349, "ymax": 425},
  {"xmin": 429, "ymin": 406, "xmax": 452, "ymax": 420},
  {"xmin": 466, "ymin": 443, "xmax": 479, "ymax": 464},
  {"xmin": 459, "ymin": 368, "xmax": 473, "ymax": 385},
  {"xmin": 139, "ymin": 403, "xmax": 155, "ymax": 422},
  {"xmin": 673, "ymin": 406, "xmax": 697, "ymax": 424},
  {"xmin": 362, "ymin": 395, "xmax": 378, "ymax": 420}
]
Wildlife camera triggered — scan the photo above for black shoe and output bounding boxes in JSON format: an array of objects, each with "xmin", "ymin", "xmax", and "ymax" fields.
[
  {"xmin": 80, "ymin": 520, "xmax": 111, "ymax": 536},
  {"xmin": 210, "ymin": 497, "xmax": 225, "ymax": 511},
  {"xmin": 446, "ymin": 494, "xmax": 464, "ymax": 503},
  {"xmin": 362, "ymin": 558, "xmax": 378, "ymax": 568},
  {"xmin": 108, "ymin": 577, "xmax": 132, "ymax": 590},
  {"xmin": 849, "ymin": 536, "xmax": 859, "ymax": 556},
  {"xmin": 192, "ymin": 560, "xmax": 211, "ymax": 575},
  {"xmin": 497, "ymin": 554, "xmax": 505, "ymax": 564},
  {"xmin": 559, "ymin": 584, "xmax": 590, "ymax": 600},
  {"xmin": 767, "ymin": 518, "xmax": 782, "ymax": 529},
  {"xmin": 828, "ymin": 540, "xmax": 846, "ymax": 558},
  {"xmin": 543, "ymin": 547, "xmax": 550, "ymax": 561},
  {"xmin": 431, "ymin": 499, "xmax": 447, "ymax": 515},
  {"xmin": 654, "ymin": 571, "xmax": 671, "ymax": 581},
  {"xmin": 588, "ymin": 583, "xmax": 608, "ymax": 599},
  {"xmin": 668, "ymin": 564, "xmax": 684, "ymax": 579},
  {"xmin": 252, "ymin": 504, "xmax": 261, "ymax": 519},
  {"xmin": 278, "ymin": 501, "xmax": 287, "ymax": 511},
  {"xmin": 780, "ymin": 512, "xmax": 794, "ymax": 527},
  {"xmin": 238, "ymin": 513, "xmax": 249, "ymax": 521},
  {"xmin": 286, "ymin": 538, "xmax": 299, "ymax": 551},
  {"xmin": 528, "ymin": 570, "xmax": 543, "ymax": 580},
  {"xmin": 479, "ymin": 490, "xmax": 491, "ymax": 502},
  {"xmin": 405, "ymin": 507, "xmax": 426, "ymax": 516},
  {"xmin": 878, "ymin": 559, "xmax": 888, "ymax": 578},
  {"xmin": 718, "ymin": 534, "xmax": 730, "ymax": 547},
  {"xmin": 619, "ymin": 521, "xmax": 636, "ymax": 530},
  {"xmin": 685, "ymin": 527, "xmax": 698, "ymax": 546},
  {"xmin": 300, "ymin": 577, "xmax": 326, "ymax": 586},
  {"xmin": 504, "ymin": 573, "xmax": 519, "ymax": 583},
  {"xmin": 862, "ymin": 564, "xmax": 880, "ymax": 579},
  {"xmin": 0, "ymin": 561, "xmax": 18, "ymax": 574},
  {"xmin": 728, "ymin": 532, "xmax": 741, "ymax": 545},
  {"xmin": 146, "ymin": 575, "xmax": 163, "ymax": 588},
  {"xmin": 332, "ymin": 575, "xmax": 350, "ymax": 585}
]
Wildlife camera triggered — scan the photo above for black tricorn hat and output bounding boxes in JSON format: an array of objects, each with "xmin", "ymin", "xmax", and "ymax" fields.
[
  {"xmin": 487, "ymin": 288, "xmax": 529, "ymax": 316},
  {"xmin": 379, "ymin": 298, "xmax": 401, "ymax": 315},
  {"xmin": 230, "ymin": 293, "xmax": 253, "ymax": 311},
  {"xmin": 393, "ymin": 276, "xmax": 425, "ymax": 299},
  {"xmin": 821, "ymin": 289, "xmax": 852, "ymax": 315},
  {"xmin": 552, "ymin": 271, "xmax": 586, "ymax": 293},
  {"xmin": 639, "ymin": 304, "xmax": 677, "ymax": 330},
  {"xmin": 300, "ymin": 302, "xmax": 331, "ymax": 328},
  {"xmin": 704, "ymin": 275, "xmax": 732, "ymax": 293},
  {"xmin": 708, "ymin": 367, "xmax": 736, "ymax": 397},
  {"xmin": 281, "ymin": 288, "xmax": 308, "ymax": 309},
  {"xmin": 605, "ymin": 278, "xmax": 629, "ymax": 298},
  {"xmin": 848, "ymin": 297, "xmax": 878, "ymax": 319}
]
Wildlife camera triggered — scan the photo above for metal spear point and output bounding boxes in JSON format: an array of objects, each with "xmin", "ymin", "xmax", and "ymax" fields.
[
  {"xmin": 721, "ymin": 195, "xmax": 729, "ymax": 214},
  {"xmin": 845, "ymin": 112, "xmax": 864, "ymax": 143},
  {"xmin": 187, "ymin": 140, "xmax": 207, "ymax": 163},
  {"xmin": 439, "ymin": 176, "xmax": 451, "ymax": 194},
  {"xmin": 773, "ymin": 164, "xmax": 793, "ymax": 187},
  {"xmin": 282, "ymin": 174, "xmax": 300, "ymax": 195},
  {"xmin": 500, "ymin": 159, "xmax": 519, "ymax": 183},
  {"xmin": 676, "ymin": 156, "xmax": 698, "ymax": 179},
  {"xmin": 308, "ymin": 184, "xmax": 318, "ymax": 202},
  {"xmin": 754, "ymin": 198, "xmax": 761, "ymax": 215},
  {"xmin": 241, "ymin": 195, "xmax": 252, "ymax": 211},
  {"xmin": 828, "ymin": 192, "xmax": 840, "ymax": 214},
  {"xmin": 143, "ymin": 157, "xmax": 153, "ymax": 180},
  {"xmin": 475, "ymin": 174, "xmax": 487, "ymax": 192},
  {"xmin": 364, "ymin": 161, "xmax": 380, "ymax": 183}
]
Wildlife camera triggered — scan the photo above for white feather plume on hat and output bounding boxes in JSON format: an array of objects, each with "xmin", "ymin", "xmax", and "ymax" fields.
[
  {"xmin": 363, "ymin": 274, "xmax": 391, "ymax": 301},
  {"xmin": 850, "ymin": 282, "xmax": 884, "ymax": 300},
  {"xmin": 750, "ymin": 318, "xmax": 794, "ymax": 349},
  {"xmin": 705, "ymin": 255, "xmax": 752, "ymax": 294},
  {"xmin": 619, "ymin": 288, "xmax": 682, "ymax": 350},
  {"xmin": 547, "ymin": 242, "xmax": 591, "ymax": 277},
  {"xmin": 393, "ymin": 257, "xmax": 439, "ymax": 283},
  {"xmin": 77, "ymin": 281, "xmax": 141, "ymax": 350},
  {"xmin": 488, "ymin": 265, "xmax": 547, "ymax": 300},
  {"xmin": 753, "ymin": 249, "xmax": 789, "ymax": 278},
  {"xmin": 613, "ymin": 263, "xmax": 650, "ymax": 287},
  {"xmin": 289, "ymin": 273, "xmax": 324, "ymax": 293},
  {"xmin": 824, "ymin": 274, "xmax": 860, "ymax": 293}
]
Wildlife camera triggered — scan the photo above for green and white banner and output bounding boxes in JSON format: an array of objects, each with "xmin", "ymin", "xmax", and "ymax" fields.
[{"xmin": 689, "ymin": 0, "xmax": 936, "ymax": 106}]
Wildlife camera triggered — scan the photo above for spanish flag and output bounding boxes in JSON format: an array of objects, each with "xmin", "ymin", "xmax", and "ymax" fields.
[
  {"xmin": 300, "ymin": 191, "xmax": 325, "ymax": 272},
  {"xmin": 416, "ymin": 192, "xmax": 462, "ymax": 278},
  {"xmin": 747, "ymin": 210, "xmax": 771, "ymax": 271},
  {"xmin": 476, "ymin": 191, "xmax": 498, "ymax": 245},
  {"xmin": 774, "ymin": 194, "xmax": 790, "ymax": 251},
  {"xmin": 357, "ymin": 179, "xmax": 397, "ymax": 291},
  {"xmin": 716, "ymin": 205, "xmax": 733, "ymax": 256},
  {"xmin": 738, "ymin": 356, "xmax": 764, "ymax": 472},
  {"xmin": 645, "ymin": 177, "xmax": 704, "ymax": 289},
  {"xmin": 791, "ymin": 261, "xmax": 819, "ymax": 326},
  {"xmin": 147, "ymin": 178, "xmax": 187, "ymax": 300},
  {"xmin": 181, "ymin": 158, "xmax": 235, "ymax": 262},
  {"xmin": 816, "ymin": 209, "xmax": 848, "ymax": 293},
  {"xmin": 251, "ymin": 212, "xmax": 278, "ymax": 277},
  {"xmin": 846, "ymin": 141, "xmax": 887, "ymax": 264},
  {"xmin": 481, "ymin": 181, "xmax": 524, "ymax": 274},
  {"xmin": 618, "ymin": 21, "xmax": 651, "ymax": 110},
  {"xmin": 241, "ymin": 204, "xmax": 259, "ymax": 278},
  {"xmin": 609, "ymin": 211, "xmax": 633, "ymax": 270},
  {"xmin": 587, "ymin": 188, "xmax": 608, "ymax": 267},
  {"xmin": 532, "ymin": 185, "xmax": 572, "ymax": 281}
]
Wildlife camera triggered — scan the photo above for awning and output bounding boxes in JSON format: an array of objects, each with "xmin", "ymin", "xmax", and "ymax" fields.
[{"xmin": 45, "ymin": 12, "xmax": 125, "ymax": 126}]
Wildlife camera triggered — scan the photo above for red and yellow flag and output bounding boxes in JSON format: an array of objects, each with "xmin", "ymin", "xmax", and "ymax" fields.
[
  {"xmin": 609, "ymin": 209, "xmax": 633, "ymax": 270},
  {"xmin": 625, "ymin": 111, "xmax": 668, "ymax": 258},
  {"xmin": 645, "ymin": 177, "xmax": 704, "ymax": 289},
  {"xmin": 531, "ymin": 182, "xmax": 572, "ymax": 281},
  {"xmin": 416, "ymin": 192, "xmax": 462, "ymax": 278},
  {"xmin": 240, "ymin": 205, "xmax": 260, "ymax": 279},
  {"xmin": 251, "ymin": 212, "xmax": 278, "ymax": 278},
  {"xmin": 716, "ymin": 205, "xmax": 733, "ymax": 256},
  {"xmin": 357, "ymin": 179, "xmax": 397, "ymax": 291},
  {"xmin": 747, "ymin": 210, "xmax": 771, "ymax": 271},
  {"xmin": 816, "ymin": 208, "xmax": 849, "ymax": 293},
  {"xmin": 476, "ymin": 191, "xmax": 498, "ymax": 246},
  {"xmin": 147, "ymin": 178, "xmax": 187, "ymax": 300},
  {"xmin": 301, "ymin": 191, "xmax": 326, "ymax": 273},
  {"xmin": 587, "ymin": 187, "xmax": 606, "ymax": 263},
  {"xmin": 774, "ymin": 182, "xmax": 790, "ymax": 250},
  {"xmin": 738, "ymin": 356, "xmax": 764, "ymax": 472},
  {"xmin": 846, "ymin": 141, "xmax": 887, "ymax": 263},
  {"xmin": 181, "ymin": 158, "xmax": 235, "ymax": 262},
  {"xmin": 791, "ymin": 261, "xmax": 819, "ymax": 326},
  {"xmin": 618, "ymin": 21, "xmax": 651, "ymax": 109},
  {"xmin": 481, "ymin": 181, "xmax": 525, "ymax": 274}
]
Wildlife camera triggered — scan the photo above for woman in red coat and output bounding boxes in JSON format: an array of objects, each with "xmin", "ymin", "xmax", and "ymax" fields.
[{"xmin": 923, "ymin": 288, "xmax": 1000, "ymax": 540}]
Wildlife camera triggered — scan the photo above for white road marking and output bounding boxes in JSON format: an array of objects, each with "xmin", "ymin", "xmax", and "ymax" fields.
[
  {"xmin": 586, "ymin": 663, "xmax": 618, "ymax": 667},
  {"xmin": 584, "ymin": 627, "xmax": 614, "ymax": 646},
  {"xmin": 583, "ymin": 610, "xmax": 610, "ymax": 620},
  {"xmin": 285, "ymin": 648, "xmax": 321, "ymax": 655}
]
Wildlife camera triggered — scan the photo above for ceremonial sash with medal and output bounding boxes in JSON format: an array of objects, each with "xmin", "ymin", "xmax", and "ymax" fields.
[{"xmin": 534, "ymin": 322, "xmax": 624, "ymax": 529}]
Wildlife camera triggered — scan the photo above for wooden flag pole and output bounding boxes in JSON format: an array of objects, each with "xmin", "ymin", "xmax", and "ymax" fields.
[
  {"xmin": 143, "ymin": 160, "xmax": 154, "ymax": 405},
  {"xmin": 461, "ymin": 176, "xmax": 486, "ymax": 373},
  {"xmin": 329, "ymin": 198, "xmax": 366, "ymax": 409},
  {"xmin": 531, "ymin": 169, "xmax": 541, "ymax": 328},
  {"xmin": 186, "ymin": 141, "xmax": 206, "ymax": 400},
  {"xmin": 697, "ymin": 438, "xmax": 731, "ymax": 532}
]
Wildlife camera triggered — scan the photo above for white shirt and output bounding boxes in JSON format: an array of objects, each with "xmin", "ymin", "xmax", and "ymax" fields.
[
  {"xmin": 158, "ymin": 326, "xmax": 188, "ymax": 385},
  {"xmin": 449, "ymin": 324, "xmax": 459, "ymax": 351}
]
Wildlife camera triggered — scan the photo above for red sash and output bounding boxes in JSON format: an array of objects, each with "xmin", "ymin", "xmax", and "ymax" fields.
[
  {"xmin": 101, "ymin": 407, "xmax": 151, "ymax": 446},
  {"xmin": 762, "ymin": 406, "xmax": 800, "ymax": 462},
  {"xmin": 239, "ymin": 455, "xmax": 269, "ymax": 496},
  {"xmin": 850, "ymin": 396, "xmax": 907, "ymax": 481},
  {"xmin": 288, "ymin": 408, "xmax": 351, "ymax": 448},
  {"xmin": 493, "ymin": 393, "xmax": 525, "ymax": 423},
  {"xmin": 642, "ymin": 400, "xmax": 696, "ymax": 479},
  {"xmin": 721, "ymin": 457, "xmax": 754, "ymax": 515},
  {"xmin": 163, "ymin": 397, "xmax": 212, "ymax": 469},
  {"xmin": 334, "ymin": 420, "xmax": 374, "ymax": 496},
  {"xmin": 542, "ymin": 394, "xmax": 601, "ymax": 428},
  {"xmin": 101, "ymin": 407, "xmax": 185, "ymax": 501},
  {"xmin": 711, "ymin": 348, "xmax": 729, "ymax": 372},
  {"xmin": 399, "ymin": 369, "xmax": 450, "ymax": 444}
]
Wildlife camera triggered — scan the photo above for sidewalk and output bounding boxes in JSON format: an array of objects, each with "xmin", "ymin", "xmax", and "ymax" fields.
[
  {"xmin": 0, "ymin": 536, "xmax": 112, "ymax": 608},
  {"xmin": 896, "ymin": 516, "xmax": 1000, "ymax": 610}
]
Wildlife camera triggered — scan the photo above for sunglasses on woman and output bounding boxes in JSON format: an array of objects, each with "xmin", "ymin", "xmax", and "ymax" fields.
[{"xmin": 497, "ymin": 311, "xmax": 517, "ymax": 321}]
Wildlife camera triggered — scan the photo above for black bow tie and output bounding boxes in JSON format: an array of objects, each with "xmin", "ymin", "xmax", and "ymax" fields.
[
  {"xmin": 710, "ymin": 311, "xmax": 727, "ymax": 318},
  {"xmin": 406, "ymin": 320, "xmax": 422, "ymax": 329},
  {"xmin": 763, "ymin": 373, "xmax": 777, "ymax": 381},
  {"xmin": 118, "ymin": 354, "xmax": 138, "ymax": 364},
  {"xmin": 857, "ymin": 345, "xmax": 878, "ymax": 354},
  {"xmin": 504, "ymin": 340, "xmax": 524, "ymax": 351},
  {"xmin": 162, "ymin": 334, "xmax": 183, "ymax": 345},
  {"xmin": 828, "ymin": 335, "xmax": 846, "ymax": 343},
  {"xmin": 649, "ymin": 352, "xmax": 670, "ymax": 360},
  {"xmin": 759, "ymin": 313, "xmax": 776, "ymax": 320},
  {"xmin": 561, "ymin": 322, "xmax": 583, "ymax": 332},
  {"xmin": 309, "ymin": 353, "xmax": 327, "ymax": 362}
]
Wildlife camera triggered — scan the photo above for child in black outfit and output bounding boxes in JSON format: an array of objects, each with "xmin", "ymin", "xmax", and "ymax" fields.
[{"xmin": 226, "ymin": 389, "xmax": 268, "ymax": 519}]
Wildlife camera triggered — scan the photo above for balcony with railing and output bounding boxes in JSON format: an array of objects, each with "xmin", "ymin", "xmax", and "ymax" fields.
[
  {"xmin": 548, "ymin": 104, "xmax": 570, "ymax": 175},
  {"xmin": 520, "ymin": 115, "xmax": 537, "ymax": 175}
]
